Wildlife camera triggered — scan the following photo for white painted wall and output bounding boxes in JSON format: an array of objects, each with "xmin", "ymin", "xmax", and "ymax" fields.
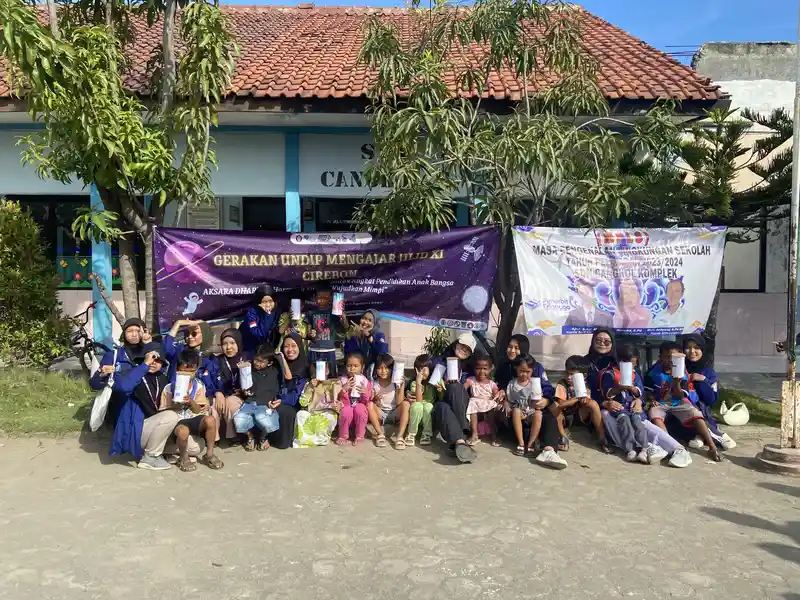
[{"xmin": 0, "ymin": 130, "xmax": 87, "ymax": 195}]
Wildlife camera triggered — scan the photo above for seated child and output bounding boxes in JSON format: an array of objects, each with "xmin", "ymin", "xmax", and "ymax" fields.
[
  {"xmin": 234, "ymin": 344, "xmax": 281, "ymax": 451},
  {"xmin": 645, "ymin": 341, "xmax": 722, "ymax": 462},
  {"xmin": 402, "ymin": 354, "xmax": 443, "ymax": 448},
  {"xmin": 162, "ymin": 351, "xmax": 223, "ymax": 472},
  {"xmin": 465, "ymin": 353, "xmax": 503, "ymax": 447},
  {"xmin": 294, "ymin": 362, "xmax": 343, "ymax": 448},
  {"xmin": 337, "ymin": 352, "xmax": 373, "ymax": 446},
  {"xmin": 507, "ymin": 354, "xmax": 550, "ymax": 457},
  {"xmin": 367, "ymin": 353, "xmax": 408, "ymax": 448},
  {"xmin": 599, "ymin": 344, "xmax": 648, "ymax": 463}
]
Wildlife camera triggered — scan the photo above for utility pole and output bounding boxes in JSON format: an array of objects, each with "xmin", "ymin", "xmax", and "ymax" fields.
[{"xmin": 757, "ymin": 13, "xmax": 800, "ymax": 474}]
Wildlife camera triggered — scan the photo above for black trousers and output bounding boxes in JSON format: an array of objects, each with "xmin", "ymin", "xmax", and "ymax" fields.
[
  {"xmin": 538, "ymin": 407, "xmax": 561, "ymax": 449},
  {"xmin": 268, "ymin": 403, "xmax": 298, "ymax": 449},
  {"xmin": 433, "ymin": 382, "xmax": 471, "ymax": 445}
]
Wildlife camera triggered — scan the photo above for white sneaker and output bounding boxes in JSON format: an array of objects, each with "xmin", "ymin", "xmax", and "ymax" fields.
[
  {"xmin": 138, "ymin": 455, "xmax": 171, "ymax": 471},
  {"xmin": 720, "ymin": 432, "xmax": 737, "ymax": 450},
  {"xmin": 647, "ymin": 443, "xmax": 668, "ymax": 464},
  {"xmin": 636, "ymin": 449, "xmax": 649, "ymax": 464},
  {"xmin": 688, "ymin": 436, "xmax": 705, "ymax": 450},
  {"xmin": 626, "ymin": 450, "xmax": 638, "ymax": 462},
  {"xmin": 668, "ymin": 446, "xmax": 692, "ymax": 468},
  {"xmin": 536, "ymin": 448, "xmax": 568, "ymax": 470}
]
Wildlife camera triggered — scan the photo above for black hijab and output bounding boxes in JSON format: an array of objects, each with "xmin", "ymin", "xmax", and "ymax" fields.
[
  {"xmin": 496, "ymin": 334, "xmax": 531, "ymax": 390},
  {"xmin": 121, "ymin": 317, "xmax": 146, "ymax": 363},
  {"xmin": 683, "ymin": 334, "xmax": 709, "ymax": 372},
  {"xmin": 282, "ymin": 332, "xmax": 308, "ymax": 380},
  {"xmin": 585, "ymin": 328, "xmax": 617, "ymax": 371},
  {"xmin": 134, "ymin": 342, "xmax": 167, "ymax": 416},
  {"xmin": 218, "ymin": 328, "xmax": 244, "ymax": 387}
]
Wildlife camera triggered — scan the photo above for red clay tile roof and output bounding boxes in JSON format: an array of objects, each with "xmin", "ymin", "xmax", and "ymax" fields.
[{"xmin": 0, "ymin": 4, "xmax": 724, "ymax": 104}]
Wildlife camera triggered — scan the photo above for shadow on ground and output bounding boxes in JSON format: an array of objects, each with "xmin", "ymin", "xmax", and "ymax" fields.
[{"xmin": 701, "ymin": 506, "xmax": 800, "ymax": 567}]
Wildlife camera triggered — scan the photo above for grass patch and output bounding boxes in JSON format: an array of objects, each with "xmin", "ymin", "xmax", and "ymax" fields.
[
  {"xmin": 0, "ymin": 368, "xmax": 92, "ymax": 435},
  {"xmin": 718, "ymin": 388, "xmax": 781, "ymax": 428}
]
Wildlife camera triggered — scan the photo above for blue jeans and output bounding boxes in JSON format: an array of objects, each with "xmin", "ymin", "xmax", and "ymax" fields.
[{"xmin": 233, "ymin": 403, "xmax": 280, "ymax": 435}]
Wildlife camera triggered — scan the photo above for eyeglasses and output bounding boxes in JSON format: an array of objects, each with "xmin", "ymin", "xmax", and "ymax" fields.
[
  {"xmin": 186, "ymin": 330, "xmax": 201, "ymax": 338},
  {"xmin": 594, "ymin": 338, "xmax": 612, "ymax": 346}
]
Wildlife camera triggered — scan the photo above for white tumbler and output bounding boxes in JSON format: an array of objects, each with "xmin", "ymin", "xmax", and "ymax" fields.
[
  {"xmin": 531, "ymin": 377, "xmax": 543, "ymax": 400},
  {"xmin": 571, "ymin": 373, "xmax": 588, "ymax": 398},
  {"xmin": 332, "ymin": 292, "xmax": 345, "ymax": 316},
  {"xmin": 315, "ymin": 360, "xmax": 327, "ymax": 382},
  {"xmin": 392, "ymin": 362, "xmax": 405, "ymax": 385},
  {"xmin": 446, "ymin": 357, "xmax": 460, "ymax": 382},
  {"xmin": 671, "ymin": 353, "xmax": 686, "ymax": 379},
  {"xmin": 428, "ymin": 364, "xmax": 446, "ymax": 387},
  {"xmin": 291, "ymin": 298, "xmax": 302, "ymax": 321},
  {"xmin": 619, "ymin": 361, "xmax": 634, "ymax": 387},
  {"xmin": 173, "ymin": 373, "xmax": 191, "ymax": 401},
  {"xmin": 238, "ymin": 361, "xmax": 253, "ymax": 390}
]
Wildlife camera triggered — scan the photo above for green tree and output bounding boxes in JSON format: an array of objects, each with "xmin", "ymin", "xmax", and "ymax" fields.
[
  {"xmin": 0, "ymin": 0, "xmax": 237, "ymax": 330},
  {"xmin": 354, "ymin": 0, "xmax": 689, "ymax": 351},
  {"xmin": 623, "ymin": 107, "xmax": 792, "ymax": 363}
]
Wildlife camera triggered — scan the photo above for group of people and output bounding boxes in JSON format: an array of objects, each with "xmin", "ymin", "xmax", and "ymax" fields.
[{"xmin": 91, "ymin": 282, "xmax": 736, "ymax": 472}]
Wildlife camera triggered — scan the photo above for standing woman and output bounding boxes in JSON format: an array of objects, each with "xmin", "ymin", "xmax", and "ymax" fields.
[
  {"xmin": 343, "ymin": 309, "xmax": 388, "ymax": 378},
  {"xmin": 240, "ymin": 284, "xmax": 280, "ymax": 354},
  {"xmin": 207, "ymin": 328, "xmax": 247, "ymax": 443},
  {"xmin": 272, "ymin": 332, "xmax": 308, "ymax": 449}
]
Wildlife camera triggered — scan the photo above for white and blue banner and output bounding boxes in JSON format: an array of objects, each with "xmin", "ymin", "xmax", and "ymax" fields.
[{"xmin": 512, "ymin": 227, "xmax": 727, "ymax": 336}]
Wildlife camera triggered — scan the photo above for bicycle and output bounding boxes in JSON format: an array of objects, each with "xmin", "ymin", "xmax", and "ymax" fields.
[{"xmin": 71, "ymin": 302, "xmax": 111, "ymax": 380}]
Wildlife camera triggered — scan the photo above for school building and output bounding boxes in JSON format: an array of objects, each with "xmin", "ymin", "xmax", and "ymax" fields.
[{"xmin": 1, "ymin": 4, "xmax": 779, "ymax": 369}]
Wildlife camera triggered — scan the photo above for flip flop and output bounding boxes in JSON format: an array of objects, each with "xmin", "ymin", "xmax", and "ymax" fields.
[
  {"xmin": 558, "ymin": 436, "xmax": 570, "ymax": 452},
  {"xmin": 455, "ymin": 443, "xmax": 477, "ymax": 463}
]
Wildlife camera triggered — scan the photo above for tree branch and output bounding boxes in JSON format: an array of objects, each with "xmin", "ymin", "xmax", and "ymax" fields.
[{"xmin": 90, "ymin": 271, "xmax": 126, "ymax": 326}]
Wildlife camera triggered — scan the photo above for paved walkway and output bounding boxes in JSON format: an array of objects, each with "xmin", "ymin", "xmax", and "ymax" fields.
[{"xmin": 0, "ymin": 427, "xmax": 797, "ymax": 600}]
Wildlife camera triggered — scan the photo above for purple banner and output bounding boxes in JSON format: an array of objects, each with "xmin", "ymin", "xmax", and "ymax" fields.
[{"xmin": 153, "ymin": 227, "xmax": 500, "ymax": 332}]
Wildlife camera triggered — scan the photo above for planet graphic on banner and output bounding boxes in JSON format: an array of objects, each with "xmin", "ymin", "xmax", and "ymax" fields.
[
  {"xmin": 462, "ymin": 285, "xmax": 489, "ymax": 313},
  {"xmin": 156, "ymin": 240, "xmax": 225, "ymax": 284}
]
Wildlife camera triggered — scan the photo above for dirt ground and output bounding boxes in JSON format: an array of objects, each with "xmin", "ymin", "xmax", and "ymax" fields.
[{"xmin": 0, "ymin": 426, "xmax": 798, "ymax": 600}]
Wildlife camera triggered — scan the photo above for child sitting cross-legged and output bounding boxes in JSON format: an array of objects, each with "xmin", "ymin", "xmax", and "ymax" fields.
[
  {"xmin": 234, "ymin": 344, "xmax": 281, "ymax": 452},
  {"xmin": 507, "ymin": 354, "xmax": 552, "ymax": 457},
  {"xmin": 599, "ymin": 344, "xmax": 648, "ymax": 464},
  {"xmin": 465, "ymin": 353, "xmax": 504, "ymax": 447},
  {"xmin": 294, "ymin": 361, "xmax": 342, "ymax": 448},
  {"xmin": 400, "ymin": 354, "xmax": 443, "ymax": 448}
]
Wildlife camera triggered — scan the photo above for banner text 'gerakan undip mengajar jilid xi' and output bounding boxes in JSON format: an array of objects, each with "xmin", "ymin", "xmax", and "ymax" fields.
[
  {"xmin": 153, "ymin": 227, "xmax": 500, "ymax": 332},
  {"xmin": 512, "ymin": 226, "xmax": 727, "ymax": 336}
]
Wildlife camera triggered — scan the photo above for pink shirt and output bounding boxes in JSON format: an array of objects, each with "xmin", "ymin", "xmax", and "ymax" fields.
[{"xmin": 338, "ymin": 375, "xmax": 373, "ymax": 406}]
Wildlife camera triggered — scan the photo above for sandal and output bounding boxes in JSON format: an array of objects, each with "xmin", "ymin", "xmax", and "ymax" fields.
[
  {"xmin": 420, "ymin": 433, "xmax": 432, "ymax": 446},
  {"xmin": 375, "ymin": 435, "xmax": 388, "ymax": 448},
  {"xmin": 558, "ymin": 436, "xmax": 570, "ymax": 452},
  {"xmin": 466, "ymin": 437, "xmax": 480, "ymax": 447},
  {"xmin": 394, "ymin": 437, "xmax": 406, "ymax": 450},
  {"xmin": 257, "ymin": 439, "xmax": 270, "ymax": 451},
  {"xmin": 204, "ymin": 454, "xmax": 224, "ymax": 470},
  {"xmin": 177, "ymin": 457, "xmax": 197, "ymax": 472},
  {"xmin": 514, "ymin": 446, "xmax": 526, "ymax": 457},
  {"xmin": 335, "ymin": 437, "xmax": 349, "ymax": 446},
  {"xmin": 404, "ymin": 433, "xmax": 416, "ymax": 447},
  {"xmin": 490, "ymin": 440, "xmax": 500, "ymax": 447},
  {"xmin": 597, "ymin": 440, "xmax": 614, "ymax": 455},
  {"xmin": 244, "ymin": 437, "xmax": 256, "ymax": 452},
  {"xmin": 709, "ymin": 448, "xmax": 724, "ymax": 463},
  {"xmin": 353, "ymin": 437, "xmax": 364, "ymax": 446}
]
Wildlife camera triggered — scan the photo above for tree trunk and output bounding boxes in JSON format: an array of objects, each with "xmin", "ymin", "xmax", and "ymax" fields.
[
  {"xmin": 703, "ymin": 270, "xmax": 723, "ymax": 368},
  {"xmin": 117, "ymin": 234, "xmax": 140, "ymax": 320},
  {"xmin": 46, "ymin": 0, "xmax": 59, "ymax": 38},
  {"xmin": 144, "ymin": 202, "xmax": 165, "ymax": 331},
  {"xmin": 160, "ymin": 0, "xmax": 177, "ymax": 117},
  {"xmin": 492, "ymin": 230, "xmax": 521, "ymax": 354}
]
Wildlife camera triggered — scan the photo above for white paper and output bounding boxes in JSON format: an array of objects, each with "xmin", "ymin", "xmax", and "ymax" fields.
[
  {"xmin": 392, "ymin": 362, "xmax": 405, "ymax": 384},
  {"xmin": 428, "ymin": 364, "xmax": 446, "ymax": 387},
  {"xmin": 315, "ymin": 360, "xmax": 327, "ymax": 381},
  {"xmin": 571, "ymin": 373, "xmax": 587, "ymax": 398},
  {"xmin": 446, "ymin": 357, "xmax": 460, "ymax": 382},
  {"xmin": 291, "ymin": 298, "xmax": 302, "ymax": 320},
  {"xmin": 531, "ymin": 377, "xmax": 543, "ymax": 399},
  {"xmin": 619, "ymin": 362, "xmax": 634, "ymax": 387},
  {"xmin": 173, "ymin": 373, "xmax": 191, "ymax": 402},
  {"xmin": 238, "ymin": 362, "xmax": 253, "ymax": 389},
  {"xmin": 332, "ymin": 292, "xmax": 344, "ymax": 316},
  {"xmin": 671, "ymin": 354, "xmax": 686, "ymax": 379}
]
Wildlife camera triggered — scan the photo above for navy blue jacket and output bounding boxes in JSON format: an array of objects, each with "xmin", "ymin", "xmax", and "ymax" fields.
[{"xmin": 240, "ymin": 307, "xmax": 279, "ymax": 353}]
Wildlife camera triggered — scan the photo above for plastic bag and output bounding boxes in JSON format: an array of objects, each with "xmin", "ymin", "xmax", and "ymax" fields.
[{"xmin": 89, "ymin": 349, "xmax": 118, "ymax": 432}]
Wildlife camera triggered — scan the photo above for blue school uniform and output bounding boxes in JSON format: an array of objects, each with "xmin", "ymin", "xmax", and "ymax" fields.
[
  {"xmin": 599, "ymin": 367, "xmax": 645, "ymax": 416},
  {"xmin": 644, "ymin": 362, "xmax": 692, "ymax": 407},
  {"xmin": 163, "ymin": 334, "xmax": 213, "ymax": 384},
  {"xmin": 240, "ymin": 307, "xmax": 279, "ymax": 354},
  {"xmin": 343, "ymin": 331, "xmax": 388, "ymax": 367}
]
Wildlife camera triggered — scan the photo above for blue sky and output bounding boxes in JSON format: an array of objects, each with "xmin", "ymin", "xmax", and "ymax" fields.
[{"xmin": 227, "ymin": 0, "xmax": 798, "ymax": 60}]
